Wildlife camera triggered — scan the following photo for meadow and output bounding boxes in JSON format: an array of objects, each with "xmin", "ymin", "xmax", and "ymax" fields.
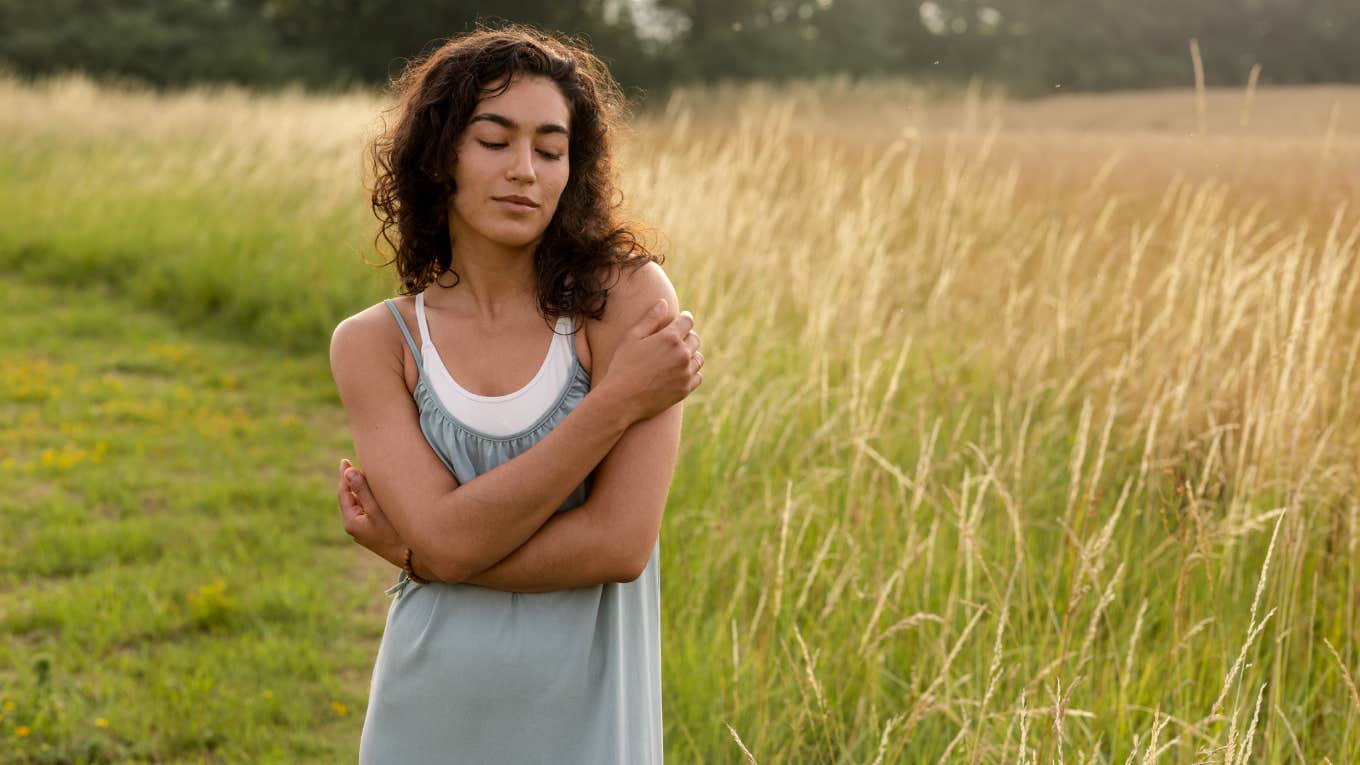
[{"xmin": 1, "ymin": 73, "xmax": 1358, "ymax": 762}]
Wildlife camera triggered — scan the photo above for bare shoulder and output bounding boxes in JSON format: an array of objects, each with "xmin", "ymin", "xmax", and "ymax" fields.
[
  {"xmin": 584, "ymin": 259, "xmax": 680, "ymax": 378},
  {"xmin": 592, "ymin": 259, "xmax": 679, "ymax": 330},
  {"xmin": 329, "ymin": 298, "xmax": 409, "ymax": 388}
]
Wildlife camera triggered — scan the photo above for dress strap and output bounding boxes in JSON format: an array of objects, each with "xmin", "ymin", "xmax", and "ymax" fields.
[{"xmin": 383, "ymin": 299, "xmax": 423, "ymax": 372}]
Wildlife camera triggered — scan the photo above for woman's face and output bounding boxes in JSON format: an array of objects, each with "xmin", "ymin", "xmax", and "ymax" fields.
[{"xmin": 447, "ymin": 74, "xmax": 572, "ymax": 251}]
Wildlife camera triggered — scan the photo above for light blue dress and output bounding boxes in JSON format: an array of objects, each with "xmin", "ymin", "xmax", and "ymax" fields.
[{"xmin": 358, "ymin": 299, "xmax": 663, "ymax": 764}]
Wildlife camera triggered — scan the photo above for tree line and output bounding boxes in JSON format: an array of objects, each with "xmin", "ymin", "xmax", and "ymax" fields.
[{"xmin": 1, "ymin": 0, "xmax": 1356, "ymax": 95}]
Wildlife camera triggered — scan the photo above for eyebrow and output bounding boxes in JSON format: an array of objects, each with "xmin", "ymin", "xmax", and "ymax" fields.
[{"xmin": 469, "ymin": 112, "xmax": 569, "ymax": 138}]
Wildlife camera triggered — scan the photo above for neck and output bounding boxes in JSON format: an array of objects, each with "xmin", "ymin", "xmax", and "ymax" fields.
[{"xmin": 433, "ymin": 227, "xmax": 540, "ymax": 323}]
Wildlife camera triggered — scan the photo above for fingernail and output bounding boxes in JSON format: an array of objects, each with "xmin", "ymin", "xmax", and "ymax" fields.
[
  {"xmin": 653, "ymin": 300, "xmax": 665, "ymax": 315},
  {"xmin": 346, "ymin": 469, "xmax": 361, "ymax": 487}
]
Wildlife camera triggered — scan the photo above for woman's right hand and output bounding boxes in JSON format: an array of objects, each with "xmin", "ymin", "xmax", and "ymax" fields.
[{"xmin": 597, "ymin": 299, "xmax": 703, "ymax": 423}]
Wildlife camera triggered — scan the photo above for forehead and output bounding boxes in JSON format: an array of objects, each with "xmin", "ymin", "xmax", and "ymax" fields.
[{"xmin": 473, "ymin": 75, "xmax": 570, "ymax": 129}]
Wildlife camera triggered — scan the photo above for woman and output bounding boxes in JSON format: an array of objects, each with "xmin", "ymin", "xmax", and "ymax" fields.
[{"xmin": 327, "ymin": 25, "xmax": 702, "ymax": 764}]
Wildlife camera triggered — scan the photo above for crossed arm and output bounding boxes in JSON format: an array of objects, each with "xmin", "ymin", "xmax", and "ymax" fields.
[{"xmin": 328, "ymin": 263, "xmax": 684, "ymax": 592}]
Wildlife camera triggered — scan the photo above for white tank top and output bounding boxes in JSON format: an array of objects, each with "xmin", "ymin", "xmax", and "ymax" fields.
[{"xmin": 414, "ymin": 291, "xmax": 576, "ymax": 437}]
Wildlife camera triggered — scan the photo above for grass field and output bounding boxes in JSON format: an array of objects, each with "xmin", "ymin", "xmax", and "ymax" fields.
[{"xmin": 2, "ymin": 73, "xmax": 1359, "ymax": 762}]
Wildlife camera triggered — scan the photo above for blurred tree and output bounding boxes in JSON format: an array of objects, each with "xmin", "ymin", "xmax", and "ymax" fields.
[
  {"xmin": 1246, "ymin": 0, "xmax": 1360, "ymax": 82},
  {"xmin": 0, "ymin": 0, "xmax": 321, "ymax": 87},
  {"xmin": 0, "ymin": 0, "xmax": 1357, "ymax": 93},
  {"xmin": 952, "ymin": 0, "xmax": 1360, "ymax": 92},
  {"xmin": 255, "ymin": 0, "xmax": 659, "ymax": 87},
  {"xmin": 980, "ymin": 0, "xmax": 1204, "ymax": 91},
  {"xmin": 799, "ymin": 0, "xmax": 943, "ymax": 77},
  {"xmin": 0, "ymin": 0, "xmax": 661, "ymax": 90}
]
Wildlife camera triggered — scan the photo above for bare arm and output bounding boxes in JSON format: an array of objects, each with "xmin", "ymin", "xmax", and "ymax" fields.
[
  {"xmin": 342, "ymin": 391, "xmax": 684, "ymax": 592},
  {"xmin": 332, "ymin": 317, "xmax": 630, "ymax": 583},
  {"xmin": 336, "ymin": 262, "xmax": 699, "ymax": 591},
  {"xmin": 460, "ymin": 264, "xmax": 691, "ymax": 590},
  {"xmin": 341, "ymin": 366, "xmax": 690, "ymax": 593},
  {"xmin": 330, "ymin": 268, "xmax": 695, "ymax": 584},
  {"xmin": 460, "ymin": 400, "xmax": 682, "ymax": 590}
]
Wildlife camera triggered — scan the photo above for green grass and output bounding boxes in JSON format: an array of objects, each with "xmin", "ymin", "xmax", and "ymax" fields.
[{"xmin": 0, "ymin": 275, "xmax": 384, "ymax": 762}]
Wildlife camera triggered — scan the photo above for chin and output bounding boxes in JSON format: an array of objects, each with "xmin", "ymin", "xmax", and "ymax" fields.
[
  {"xmin": 482, "ymin": 223, "xmax": 548, "ymax": 249},
  {"xmin": 489, "ymin": 233, "xmax": 544, "ymax": 249}
]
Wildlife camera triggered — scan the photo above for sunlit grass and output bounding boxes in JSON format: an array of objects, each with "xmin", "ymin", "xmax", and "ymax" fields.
[
  {"xmin": 0, "ymin": 276, "xmax": 375, "ymax": 762},
  {"xmin": 2, "ymin": 72, "xmax": 1358, "ymax": 762}
]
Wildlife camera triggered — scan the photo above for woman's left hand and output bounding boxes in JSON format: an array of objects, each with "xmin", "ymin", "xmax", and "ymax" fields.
[{"xmin": 337, "ymin": 458, "xmax": 404, "ymax": 566}]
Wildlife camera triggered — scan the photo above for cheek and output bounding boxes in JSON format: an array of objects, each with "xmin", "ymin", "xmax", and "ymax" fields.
[
  {"xmin": 544, "ymin": 164, "xmax": 571, "ymax": 206},
  {"xmin": 448, "ymin": 183, "xmax": 476, "ymax": 221},
  {"xmin": 448, "ymin": 161, "xmax": 489, "ymax": 213},
  {"xmin": 451, "ymin": 154, "xmax": 484, "ymax": 193}
]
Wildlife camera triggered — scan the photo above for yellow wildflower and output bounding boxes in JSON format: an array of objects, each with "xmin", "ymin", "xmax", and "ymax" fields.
[
  {"xmin": 15, "ymin": 725, "xmax": 30, "ymax": 737},
  {"xmin": 2, "ymin": 700, "xmax": 13, "ymax": 711},
  {"xmin": 40, "ymin": 444, "xmax": 87, "ymax": 470},
  {"xmin": 330, "ymin": 700, "xmax": 348, "ymax": 716},
  {"xmin": 94, "ymin": 718, "xmax": 109, "ymax": 728}
]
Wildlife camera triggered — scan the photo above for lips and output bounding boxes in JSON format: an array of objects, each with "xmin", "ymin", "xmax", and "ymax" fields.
[{"xmin": 493, "ymin": 195, "xmax": 539, "ymax": 208}]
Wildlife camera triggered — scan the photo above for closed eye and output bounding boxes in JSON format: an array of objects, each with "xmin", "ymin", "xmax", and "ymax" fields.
[{"xmin": 478, "ymin": 140, "xmax": 563, "ymax": 161}]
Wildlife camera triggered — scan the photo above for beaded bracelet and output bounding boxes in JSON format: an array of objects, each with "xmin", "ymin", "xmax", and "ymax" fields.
[{"xmin": 403, "ymin": 547, "xmax": 432, "ymax": 584}]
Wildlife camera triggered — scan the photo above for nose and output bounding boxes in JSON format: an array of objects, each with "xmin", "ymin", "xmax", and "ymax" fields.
[{"xmin": 506, "ymin": 141, "xmax": 536, "ymax": 184}]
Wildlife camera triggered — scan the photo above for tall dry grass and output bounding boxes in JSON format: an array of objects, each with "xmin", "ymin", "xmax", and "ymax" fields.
[
  {"xmin": 2, "ymin": 73, "xmax": 1358, "ymax": 761},
  {"xmin": 625, "ymin": 79, "xmax": 1359, "ymax": 762}
]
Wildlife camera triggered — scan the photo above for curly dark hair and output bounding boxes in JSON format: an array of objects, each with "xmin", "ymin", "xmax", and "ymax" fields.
[{"xmin": 367, "ymin": 23, "xmax": 660, "ymax": 323}]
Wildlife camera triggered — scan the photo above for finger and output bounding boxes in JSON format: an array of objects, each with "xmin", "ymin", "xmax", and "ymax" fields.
[
  {"xmin": 337, "ymin": 459, "xmax": 355, "ymax": 497},
  {"xmin": 346, "ymin": 467, "xmax": 378, "ymax": 512},
  {"xmin": 342, "ymin": 489, "xmax": 364, "ymax": 522},
  {"xmin": 682, "ymin": 331, "xmax": 699, "ymax": 355},
  {"xmin": 338, "ymin": 459, "xmax": 360, "ymax": 510},
  {"xmin": 339, "ymin": 482, "xmax": 363, "ymax": 538},
  {"xmin": 337, "ymin": 461, "xmax": 351, "ymax": 515},
  {"xmin": 667, "ymin": 310, "xmax": 694, "ymax": 339},
  {"xmin": 688, "ymin": 350, "xmax": 704, "ymax": 374},
  {"xmin": 337, "ymin": 472, "xmax": 361, "ymax": 516},
  {"xmin": 633, "ymin": 299, "xmax": 671, "ymax": 338}
]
